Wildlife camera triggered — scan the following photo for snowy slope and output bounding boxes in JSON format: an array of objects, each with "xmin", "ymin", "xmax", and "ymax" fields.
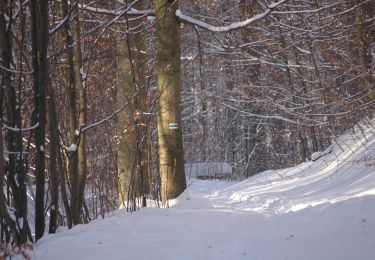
[
  {"xmin": 34, "ymin": 118, "xmax": 375, "ymax": 260},
  {"xmin": 197, "ymin": 119, "xmax": 375, "ymax": 214}
]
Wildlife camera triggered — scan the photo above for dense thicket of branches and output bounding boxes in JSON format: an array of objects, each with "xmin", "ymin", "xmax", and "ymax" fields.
[
  {"xmin": 0, "ymin": 0, "xmax": 373, "ymax": 256},
  {"xmin": 181, "ymin": 0, "xmax": 374, "ymax": 176}
]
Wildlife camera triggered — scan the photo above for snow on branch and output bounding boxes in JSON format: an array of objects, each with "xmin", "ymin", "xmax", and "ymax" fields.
[
  {"xmin": 221, "ymin": 102, "xmax": 298, "ymax": 125},
  {"xmin": 176, "ymin": 0, "xmax": 287, "ymax": 32},
  {"xmin": 78, "ymin": 2, "xmax": 154, "ymax": 17},
  {"xmin": 1, "ymin": 122, "xmax": 39, "ymax": 132},
  {"xmin": 49, "ymin": 15, "xmax": 69, "ymax": 36},
  {"xmin": 54, "ymin": 0, "xmax": 154, "ymax": 17}
]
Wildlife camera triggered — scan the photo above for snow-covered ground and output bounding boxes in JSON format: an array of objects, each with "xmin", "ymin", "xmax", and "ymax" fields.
[{"xmin": 34, "ymin": 119, "xmax": 375, "ymax": 260}]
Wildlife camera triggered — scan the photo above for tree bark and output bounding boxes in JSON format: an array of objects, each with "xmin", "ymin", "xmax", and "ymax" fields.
[
  {"xmin": 72, "ymin": 2, "xmax": 88, "ymax": 223},
  {"xmin": 60, "ymin": 0, "xmax": 81, "ymax": 225},
  {"xmin": 116, "ymin": 0, "xmax": 150, "ymax": 210},
  {"xmin": 47, "ymin": 82, "xmax": 59, "ymax": 234},
  {"xmin": 1, "ymin": 0, "xmax": 32, "ymax": 244},
  {"xmin": 31, "ymin": 0, "xmax": 49, "ymax": 241},
  {"xmin": 154, "ymin": 0, "xmax": 186, "ymax": 205},
  {"xmin": 0, "ymin": 64, "xmax": 20, "ymax": 245}
]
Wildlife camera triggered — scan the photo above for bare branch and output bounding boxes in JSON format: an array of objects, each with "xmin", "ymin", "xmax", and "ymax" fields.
[{"xmin": 175, "ymin": 0, "xmax": 287, "ymax": 32}]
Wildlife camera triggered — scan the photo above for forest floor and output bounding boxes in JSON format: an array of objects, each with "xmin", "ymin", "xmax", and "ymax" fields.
[{"xmin": 34, "ymin": 119, "xmax": 375, "ymax": 260}]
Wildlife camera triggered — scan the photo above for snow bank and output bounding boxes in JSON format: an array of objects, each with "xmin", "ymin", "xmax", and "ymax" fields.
[{"xmin": 203, "ymin": 117, "xmax": 375, "ymax": 214}]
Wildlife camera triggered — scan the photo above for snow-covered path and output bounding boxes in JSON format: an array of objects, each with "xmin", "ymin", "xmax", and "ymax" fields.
[
  {"xmin": 34, "ymin": 120, "xmax": 375, "ymax": 260},
  {"xmin": 34, "ymin": 187, "xmax": 375, "ymax": 260}
]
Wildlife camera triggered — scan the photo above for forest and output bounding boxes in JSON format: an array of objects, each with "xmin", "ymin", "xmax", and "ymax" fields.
[{"xmin": 0, "ymin": 0, "xmax": 374, "ymax": 257}]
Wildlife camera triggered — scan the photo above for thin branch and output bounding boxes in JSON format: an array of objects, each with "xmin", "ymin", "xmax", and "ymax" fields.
[
  {"xmin": 1, "ymin": 122, "xmax": 39, "ymax": 132},
  {"xmin": 175, "ymin": 0, "xmax": 287, "ymax": 32},
  {"xmin": 78, "ymin": 2, "xmax": 154, "ymax": 17},
  {"xmin": 49, "ymin": 15, "xmax": 69, "ymax": 36},
  {"xmin": 80, "ymin": 91, "xmax": 139, "ymax": 133}
]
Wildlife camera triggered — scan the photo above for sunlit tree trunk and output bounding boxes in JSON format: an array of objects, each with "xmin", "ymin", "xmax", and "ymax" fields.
[
  {"xmin": 72, "ymin": 3, "xmax": 88, "ymax": 223},
  {"xmin": 116, "ymin": 0, "xmax": 150, "ymax": 210},
  {"xmin": 60, "ymin": 0, "xmax": 79, "ymax": 225},
  {"xmin": 154, "ymin": 0, "xmax": 186, "ymax": 205}
]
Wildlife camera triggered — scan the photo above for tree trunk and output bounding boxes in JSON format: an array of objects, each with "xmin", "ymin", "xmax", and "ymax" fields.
[
  {"xmin": 277, "ymin": 22, "xmax": 307, "ymax": 162},
  {"xmin": 116, "ymin": 0, "xmax": 150, "ymax": 210},
  {"xmin": 1, "ymin": 0, "xmax": 32, "ymax": 244},
  {"xmin": 47, "ymin": 82, "xmax": 59, "ymax": 234},
  {"xmin": 0, "ymin": 65, "xmax": 20, "ymax": 245},
  {"xmin": 31, "ymin": 0, "xmax": 49, "ymax": 241},
  {"xmin": 72, "ymin": 2, "xmax": 88, "ymax": 223},
  {"xmin": 239, "ymin": 0, "xmax": 263, "ymax": 173},
  {"xmin": 60, "ymin": 0, "xmax": 81, "ymax": 225},
  {"xmin": 154, "ymin": 0, "xmax": 187, "ymax": 205}
]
